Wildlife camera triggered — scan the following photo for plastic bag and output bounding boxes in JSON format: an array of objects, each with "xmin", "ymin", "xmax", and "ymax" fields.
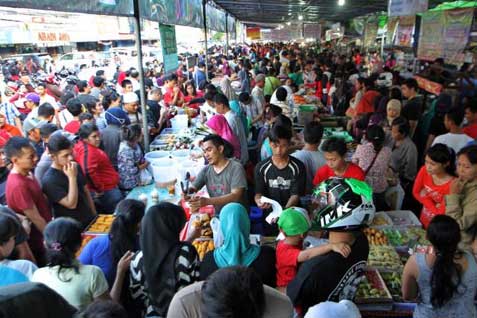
[
  {"xmin": 139, "ymin": 168, "xmax": 153, "ymax": 186},
  {"xmin": 210, "ymin": 217, "xmax": 223, "ymax": 248}
]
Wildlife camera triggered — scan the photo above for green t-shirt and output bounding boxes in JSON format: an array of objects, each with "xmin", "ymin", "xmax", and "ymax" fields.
[{"xmin": 264, "ymin": 76, "xmax": 281, "ymax": 97}]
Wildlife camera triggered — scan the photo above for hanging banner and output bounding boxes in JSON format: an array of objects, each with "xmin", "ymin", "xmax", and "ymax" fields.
[
  {"xmin": 246, "ymin": 27, "xmax": 261, "ymax": 40},
  {"xmin": 443, "ymin": 8, "xmax": 474, "ymax": 64},
  {"xmin": 304, "ymin": 24, "xmax": 321, "ymax": 40},
  {"xmin": 386, "ymin": 16, "xmax": 399, "ymax": 45},
  {"xmin": 363, "ymin": 20, "xmax": 378, "ymax": 48},
  {"xmin": 469, "ymin": 9, "xmax": 477, "ymax": 47},
  {"xmin": 417, "ymin": 11, "xmax": 445, "ymax": 61},
  {"xmin": 394, "ymin": 15, "xmax": 415, "ymax": 47},
  {"xmin": 0, "ymin": 0, "xmax": 133, "ymax": 16},
  {"xmin": 388, "ymin": 0, "xmax": 428, "ymax": 17},
  {"xmin": 206, "ymin": 4, "xmax": 226, "ymax": 33},
  {"xmin": 141, "ymin": 0, "xmax": 203, "ymax": 29},
  {"xmin": 159, "ymin": 24, "xmax": 179, "ymax": 74}
]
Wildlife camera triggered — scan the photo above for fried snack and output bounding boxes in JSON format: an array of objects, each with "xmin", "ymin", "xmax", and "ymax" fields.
[{"xmin": 192, "ymin": 240, "xmax": 215, "ymax": 260}]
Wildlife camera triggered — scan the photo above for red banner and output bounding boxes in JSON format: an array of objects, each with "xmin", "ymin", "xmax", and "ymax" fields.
[{"xmin": 246, "ymin": 27, "xmax": 261, "ymax": 40}]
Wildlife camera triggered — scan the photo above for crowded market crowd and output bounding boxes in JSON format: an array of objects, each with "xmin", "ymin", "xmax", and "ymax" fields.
[{"xmin": 0, "ymin": 41, "xmax": 476, "ymax": 318}]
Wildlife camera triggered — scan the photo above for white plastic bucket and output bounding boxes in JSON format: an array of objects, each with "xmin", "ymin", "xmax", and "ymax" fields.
[
  {"xmin": 171, "ymin": 149, "xmax": 190, "ymax": 162},
  {"xmin": 145, "ymin": 150, "xmax": 170, "ymax": 165},
  {"xmin": 176, "ymin": 159, "xmax": 202, "ymax": 181},
  {"xmin": 171, "ymin": 114, "xmax": 188, "ymax": 130},
  {"xmin": 151, "ymin": 159, "xmax": 177, "ymax": 187}
]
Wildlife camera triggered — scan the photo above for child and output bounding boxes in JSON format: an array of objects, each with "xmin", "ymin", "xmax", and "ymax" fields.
[
  {"xmin": 276, "ymin": 207, "xmax": 351, "ymax": 293},
  {"xmin": 64, "ymin": 98, "xmax": 83, "ymax": 134},
  {"xmin": 117, "ymin": 124, "xmax": 148, "ymax": 192}
]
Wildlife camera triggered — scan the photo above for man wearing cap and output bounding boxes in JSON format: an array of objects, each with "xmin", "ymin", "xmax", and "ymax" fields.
[
  {"xmin": 122, "ymin": 92, "xmax": 146, "ymax": 127},
  {"xmin": 23, "ymin": 93, "xmax": 40, "ymax": 122},
  {"xmin": 23, "ymin": 118, "xmax": 46, "ymax": 158}
]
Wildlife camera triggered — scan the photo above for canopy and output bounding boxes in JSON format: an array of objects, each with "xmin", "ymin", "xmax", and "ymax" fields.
[{"xmin": 429, "ymin": 0, "xmax": 477, "ymax": 11}]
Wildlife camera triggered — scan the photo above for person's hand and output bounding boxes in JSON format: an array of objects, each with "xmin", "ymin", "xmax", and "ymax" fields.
[
  {"xmin": 63, "ymin": 162, "xmax": 77, "ymax": 180},
  {"xmin": 330, "ymin": 242, "xmax": 352, "ymax": 258},
  {"xmin": 189, "ymin": 196, "xmax": 208, "ymax": 210},
  {"xmin": 138, "ymin": 161, "xmax": 149, "ymax": 170},
  {"xmin": 255, "ymin": 197, "xmax": 271, "ymax": 210},
  {"xmin": 450, "ymin": 178, "xmax": 467, "ymax": 194},
  {"xmin": 17, "ymin": 214, "xmax": 31, "ymax": 236},
  {"xmin": 117, "ymin": 250, "xmax": 134, "ymax": 274},
  {"xmin": 186, "ymin": 222, "xmax": 202, "ymax": 242},
  {"xmin": 173, "ymin": 86, "xmax": 180, "ymax": 94}
]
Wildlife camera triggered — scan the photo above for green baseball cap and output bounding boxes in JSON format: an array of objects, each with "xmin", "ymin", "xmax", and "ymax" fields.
[{"xmin": 278, "ymin": 207, "xmax": 311, "ymax": 236}]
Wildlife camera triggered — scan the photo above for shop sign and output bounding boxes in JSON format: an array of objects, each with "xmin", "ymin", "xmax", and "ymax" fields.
[{"xmin": 388, "ymin": 0, "xmax": 428, "ymax": 17}]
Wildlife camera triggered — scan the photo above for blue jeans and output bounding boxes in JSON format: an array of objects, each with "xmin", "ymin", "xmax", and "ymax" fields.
[{"xmin": 92, "ymin": 188, "xmax": 123, "ymax": 214}]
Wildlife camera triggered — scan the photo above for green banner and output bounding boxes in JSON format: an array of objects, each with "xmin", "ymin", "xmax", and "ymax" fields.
[
  {"xmin": 159, "ymin": 24, "xmax": 179, "ymax": 74},
  {"xmin": 141, "ymin": 0, "xmax": 203, "ymax": 29}
]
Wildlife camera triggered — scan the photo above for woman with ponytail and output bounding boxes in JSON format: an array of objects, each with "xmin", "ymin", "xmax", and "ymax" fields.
[
  {"xmin": 413, "ymin": 144, "xmax": 456, "ymax": 228},
  {"xmin": 402, "ymin": 215, "xmax": 477, "ymax": 317},
  {"xmin": 79, "ymin": 199, "xmax": 145, "ymax": 287}
]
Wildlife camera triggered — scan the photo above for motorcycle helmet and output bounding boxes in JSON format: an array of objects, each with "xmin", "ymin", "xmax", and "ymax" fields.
[{"xmin": 312, "ymin": 178, "xmax": 375, "ymax": 231}]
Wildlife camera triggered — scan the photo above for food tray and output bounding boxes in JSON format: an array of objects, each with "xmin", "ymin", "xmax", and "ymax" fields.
[
  {"xmin": 355, "ymin": 268, "xmax": 393, "ymax": 304},
  {"xmin": 385, "ymin": 210, "xmax": 421, "ymax": 228},
  {"xmin": 379, "ymin": 270, "xmax": 403, "ymax": 302},
  {"xmin": 368, "ymin": 245, "xmax": 403, "ymax": 271},
  {"xmin": 84, "ymin": 214, "xmax": 115, "ymax": 234},
  {"xmin": 370, "ymin": 212, "xmax": 393, "ymax": 229}
]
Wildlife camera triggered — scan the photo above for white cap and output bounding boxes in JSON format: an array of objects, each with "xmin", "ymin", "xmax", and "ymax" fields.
[
  {"xmin": 123, "ymin": 92, "xmax": 139, "ymax": 104},
  {"xmin": 304, "ymin": 300, "xmax": 361, "ymax": 318}
]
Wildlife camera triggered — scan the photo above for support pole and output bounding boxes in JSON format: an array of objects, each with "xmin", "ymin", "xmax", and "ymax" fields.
[
  {"xmin": 225, "ymin": 13, "xmax": 229, "ymax": 57},
  {"xmin": 202, "ymin": 0, "xmax": 209, "ymax": 82},
  {"xmin": 133, "ymin": 0, "xmax": 150, "ymax": 152}
]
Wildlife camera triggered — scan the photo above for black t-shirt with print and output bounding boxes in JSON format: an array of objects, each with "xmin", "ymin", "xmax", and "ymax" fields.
[
  {"xmin": 287, "ymin": 231, "xmax": 369, "ymax": 313},
  {"xmin": 254, "ymin": 156, "xmax": 306, "ymax": 208}
]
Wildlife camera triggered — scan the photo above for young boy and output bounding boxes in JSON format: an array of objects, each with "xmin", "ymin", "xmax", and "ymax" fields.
[
  {"xmin": 64, "ymin": 98, "xmax": 83, "ymax": 134},
  {"xmin": 5, "ymin": 137, "xmax": 52, "ymax": 265},
  {"xmin": 276, "ymin": 207, "xmax": 351, "ymax": 293},
  {"xmin": 463, "ymin": 102, "xmax": 477, "ymax": 139}
]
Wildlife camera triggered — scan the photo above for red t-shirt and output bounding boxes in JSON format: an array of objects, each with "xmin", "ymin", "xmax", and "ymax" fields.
[
  {"xmin": 463, "ymin": 124, "xmax": 477, "ymax": 139},
  {"xmin": 64, "ymin": 120, "xmax": 81, "ymax": 134},
  {"xmin": 412, "ymin": 166, "xmax": 453, "ymax": 228},
  {"xmin": 6, "ymin": 172, "xmax": 52, "ymax": 261},
  {"xmin": 276, "ymin": 240, "xmax": 302, "ymax": 287},
  {"xmin": 313, "ymin": 163, "xmax": 365, "ymax": 186},
  {"xmin": 163, "ymin": 87, "xmax": 185, "ymax": 107}
]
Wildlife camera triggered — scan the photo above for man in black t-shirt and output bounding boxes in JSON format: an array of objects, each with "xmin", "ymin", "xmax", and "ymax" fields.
[
  {"xmin": 401, "ymin": 78, "xmax": 423, "ymax": 138},
  {"xmin": 287, "ymin": 178, "xmax": 375, "ymax": 314},
  {"xmin": 41, "ymin": 133, "xmax": 96, "ymax": 229},
  {"xmin": 255, "ymin": 124, "xmax": 306, "ymax": 209}
]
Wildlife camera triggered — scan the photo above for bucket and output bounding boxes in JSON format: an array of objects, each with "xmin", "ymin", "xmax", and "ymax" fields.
[
  {"xmin": 171, "ymin": 149, "xmax": 191, "ymax": 163},
  {"xmin": 151, "ymin": 159, "xmax": 177, "ymax": 188},
  {"xmin": 145, "ymin": 151, "xmax": 170, "ymax": 165},
  {"xmin": 297, "ymin": 105, "xmax": 317, "ymax": 126},
  {"xmin": 176, "ymin": 159, "xmax": 203, "ymax": 181},
  {"xmin": 171, "ymin": 114, "xmax": 188, "ymax": 130}
]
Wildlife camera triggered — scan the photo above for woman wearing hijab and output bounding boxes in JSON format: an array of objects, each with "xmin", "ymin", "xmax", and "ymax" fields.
[
  {"xmin": 129, "ymin": 203, "xmax": 199, "ymax": 318},
  {"xmin": 206, "ymin": 115, "xmax": 241, "ymax": 160},
  {"xmin": 199, "ymin": 203, "xmax": 277, "ymax": 287}
]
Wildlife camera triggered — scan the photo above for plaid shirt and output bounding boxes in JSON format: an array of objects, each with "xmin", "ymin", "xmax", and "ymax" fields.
[{"xmin": 0, "ymin": 102, "xmax": 20, "ymax": 126}]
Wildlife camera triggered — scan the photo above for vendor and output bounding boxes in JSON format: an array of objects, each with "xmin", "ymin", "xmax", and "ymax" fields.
[
  {"xmin": 287, "ymin": 178, "xmax": 374, "ymax": 315},
  {"xmin": 185, "ymin": 134, "xmax": 248, "ymax": 215}
]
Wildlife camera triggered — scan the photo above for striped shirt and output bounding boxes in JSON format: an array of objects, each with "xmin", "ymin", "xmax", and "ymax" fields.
[{"xmin": 0, "ymin": 102, "xmax": 20, "ymax": 126}]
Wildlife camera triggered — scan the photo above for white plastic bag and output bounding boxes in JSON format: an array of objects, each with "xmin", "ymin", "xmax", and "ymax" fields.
[
  {"xmin": 139, "ymin": 168, "xmax": 153, "ymax": 186},
  {"xmin": 210, "ymin": 217, "xmax": 223, "ymax": 248}
]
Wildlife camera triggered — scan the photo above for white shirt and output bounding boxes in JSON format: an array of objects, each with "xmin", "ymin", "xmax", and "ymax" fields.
[
  {"xmin": 39, "ymin": 94, "xmax": 59, "ymax": 109},
  {"xmin": 0, "ymin": 259, "xmax": 37, "ymax": 279},
  {"xmin": 432, "ymin": 133, "xmax": 473, "ymax": 154}
]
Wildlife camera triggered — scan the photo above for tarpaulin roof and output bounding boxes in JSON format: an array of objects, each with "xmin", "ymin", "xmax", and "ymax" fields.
[{"xmin": 429, "ymin": 0, "xmax": 477, "ymax": 11}]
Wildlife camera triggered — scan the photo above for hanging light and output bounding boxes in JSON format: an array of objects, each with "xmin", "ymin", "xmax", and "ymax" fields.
[
  {"xmin": 298, "ymin": 15, "xmax": 303, "ymax": 20},
  {"xmin": 287, "ymin": 22, "xmax": 291, "ymax": 26},
  {"xmin": 338, "ymin": 0, "xmax": 345, "ymax": 6}
]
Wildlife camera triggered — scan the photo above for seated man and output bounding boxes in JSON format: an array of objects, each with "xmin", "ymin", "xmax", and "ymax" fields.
[
  {"xmin": 186, "ymin": 134, "xmax": 248, "ymax": 215},
  {"xmin": 287, "ymin": 178, "xmax": 374, "ymax": 315}
]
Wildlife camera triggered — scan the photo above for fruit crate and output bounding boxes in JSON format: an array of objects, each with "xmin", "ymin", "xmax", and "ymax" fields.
[
  {"xmin": 380, "ymin": 270, "xmax": 403, "ymax": 302},
  {"xmin": 355, "ymin": 268, "xmax": 393, "ymax": 305},
  {"xmin": 383, "ymin": 228, "xmax": 430, "ymax": 252},
  {"xmin": 385, "ymin": 211, "xmax": 421, "ymax": 228},
  {"xmin": 368, "ymin": 245, "xmax": 403, "ymax": 271}
]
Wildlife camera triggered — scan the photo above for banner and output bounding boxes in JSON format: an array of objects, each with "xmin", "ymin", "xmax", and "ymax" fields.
[
  {"xmin": 0, "ymin": 0, "xmax": 133, "ymax": 16},
  {"xmin": 386, "ymin": 16, "xmax": 399, "ymax": 45},
  {"xmin": 417, "ymin": 11, "xmax": 445, "ymax": 61},
  {"xmin": 388, "ymin": 0, "xmax": 428, "ymax": 17},
  {"xmin": 363, "ymin": 20, "xmax": 378, "ymax": 48},
  {"xmin": 394, "ymin": 15, "xmax": 415, "ymax": 47},
  {"xmin": 206, "ymin": 4, "xmax": 226, "ymax": 33},
  {"xmin": 141, "ymin": 0, "xmax": 203, "ymax": 29},
  {"xmin": 159, "ymin": 24, "xmax": 179, "ymax": 74},
  {"xmin": 246, "ymin": 27, "xmax": 261, "ymax": 40},
  {"xmin": 304, "ymin": 24, "xmax": 321, "ymax": 40},
  {"xmin": 443, "ymin": 8, "xmax": 474, "ymax": 64}
]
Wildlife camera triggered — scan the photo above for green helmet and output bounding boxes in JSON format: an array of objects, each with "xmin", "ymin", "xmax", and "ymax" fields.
[{"xmin": 312, "ymin": 178, "xmax": 375, "ymax": 231}]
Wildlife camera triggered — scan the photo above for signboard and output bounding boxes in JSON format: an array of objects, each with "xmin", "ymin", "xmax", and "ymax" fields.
[
  {"xmin": 386, "ymin": 17, "xmax": 399, "ymax": 45},
  {"xmin": 417, "ymin": 11, "xmax": 444, "ymax": 60},
  {"xmin": 414, "ymin": 75, "xmax": 443, "ymax": 95},
  {"xmin": 364, "ymin": 20, "xmax": 378, "ymax": 48},
  {"xmin": 246, "ymin": 27, "xmax": 261, "ymax": 40},
  {"xmin": 418, "ymin": 8, "xmax": 474, "ymax": 64},
  {"xmin": 141, "ymin": 0, "xmax": 203, "ymax": 29},
  {"xmin": 159, "ymin": 24, "xmax": 178, "ymax": 74},
  {"xmin": 388, "ymin": 0, "xmax": 428, "ymax": 17},
  {"xmin": 304, "ymin": 24, "xmax": 321, "ymax": 40},
  {"xmin": 394, "ymin": 15, "xmax": 415, "ymax": 47}
]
